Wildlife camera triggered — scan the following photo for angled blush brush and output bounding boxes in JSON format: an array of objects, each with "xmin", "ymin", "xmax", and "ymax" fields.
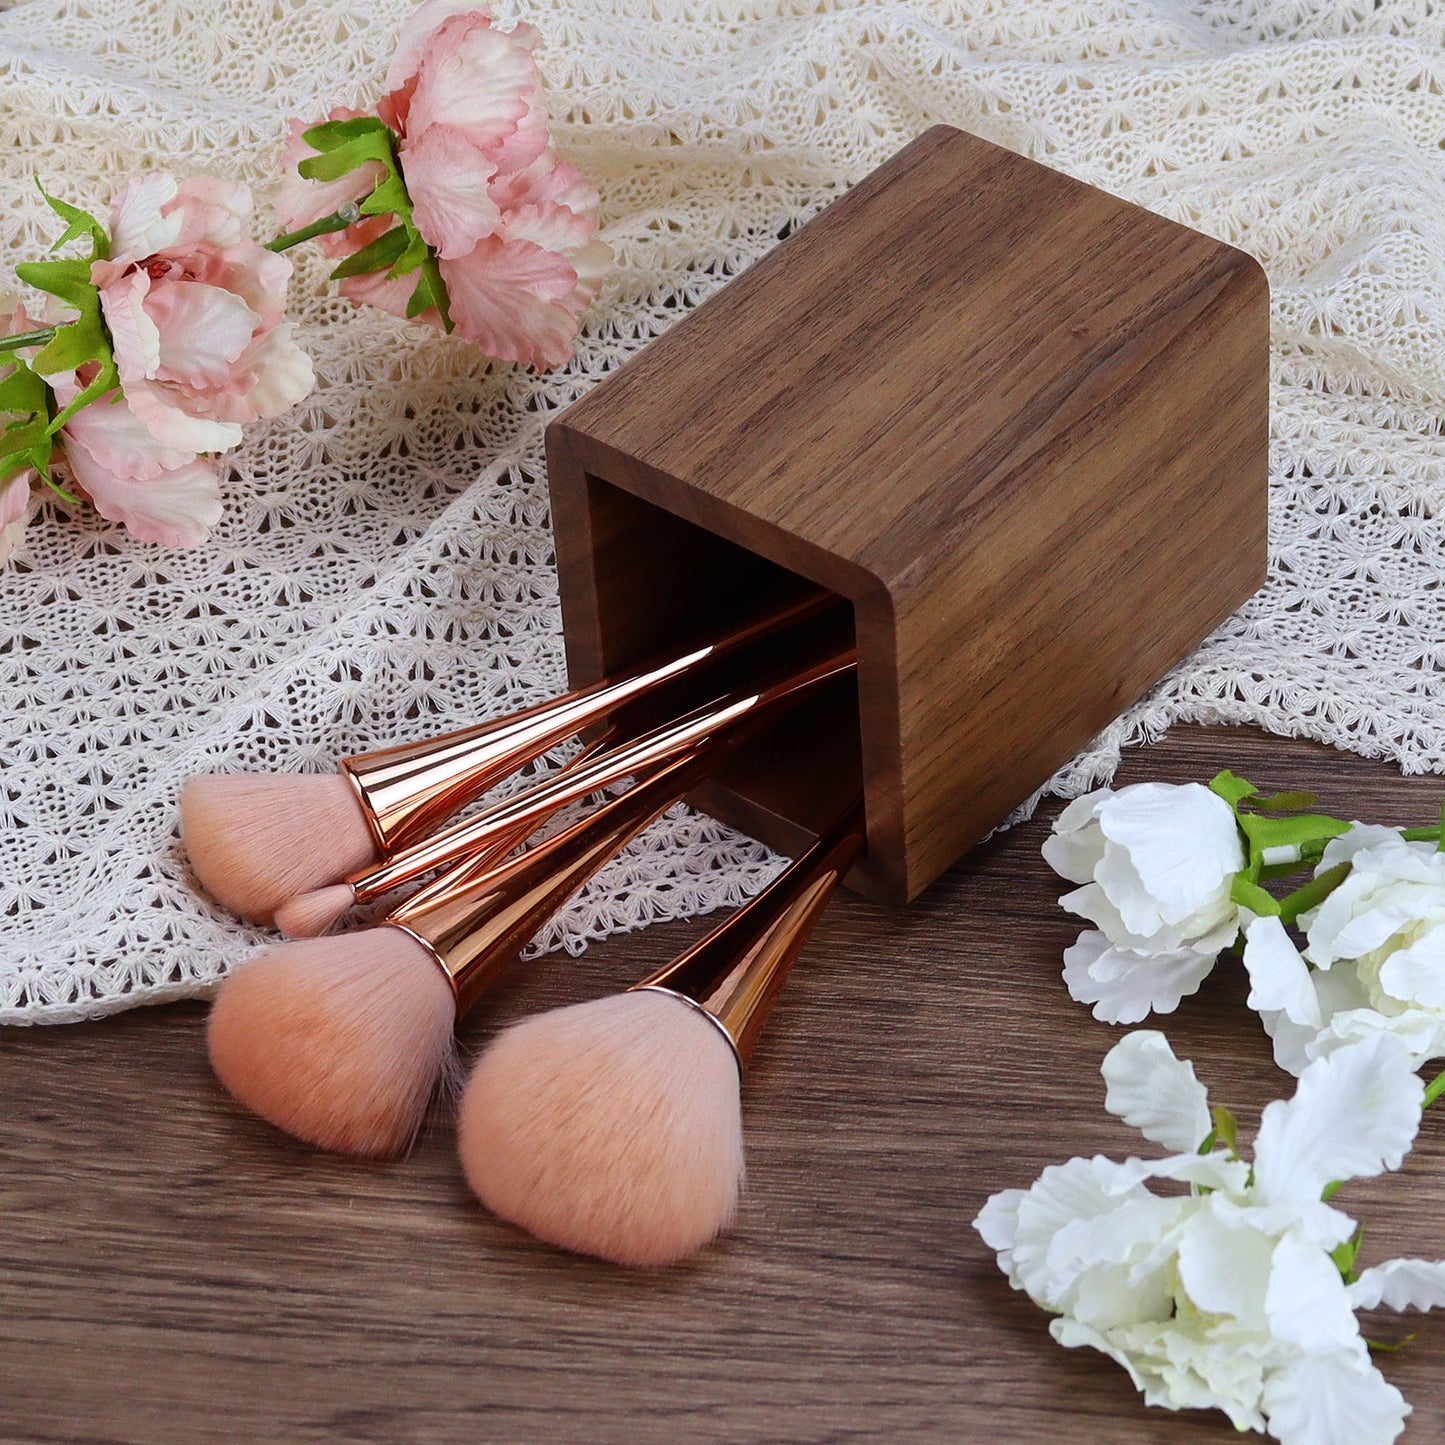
[
  {"xmin": 456, "ymin": 796, "xmax": 866, "ymax": 1267},
  {"xmin": 275, "ymin": 643, "xmax": 856, "ymax": 937},
  {"xmin": 180, "ymin": 589, "xmax": 836, "ymax": 924}
]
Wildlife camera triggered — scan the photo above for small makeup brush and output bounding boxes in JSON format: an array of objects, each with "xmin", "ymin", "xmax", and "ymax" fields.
[
  {"xmin": 181, "ymin": 590, "xmax": 835, "ymax": 924},
  {"xmin": 456, "ymin": 798, "xmax": 866, "ymax": 1268},
  {"xmin": 208, "ymin": 743, "xmax": 732, "ymax": 1159},
  {"xmin": 275, "ymin": 645, "xmax": 855, "ymax": 938}
]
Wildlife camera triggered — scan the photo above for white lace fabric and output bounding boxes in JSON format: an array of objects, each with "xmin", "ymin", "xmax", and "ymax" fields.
[{"xmin": 2, "ymin": 0, "xmax": 1442, "ymax": 1023}]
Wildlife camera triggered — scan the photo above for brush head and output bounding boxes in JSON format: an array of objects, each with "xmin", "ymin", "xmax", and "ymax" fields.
[
  {"xmin": 458, "ymin": 989, "xmax": 744, "ymax": 1267},
  {"xmin": 181, "ymin": 772, "xmax": 379, "ymax": 924},
  {"xmin": 274, "ymin": 883, "xmax": 357, "ymax": 939},
  {"xmin": 208, "ymin": 926, "xmax": 457, "ymax": 1157}
]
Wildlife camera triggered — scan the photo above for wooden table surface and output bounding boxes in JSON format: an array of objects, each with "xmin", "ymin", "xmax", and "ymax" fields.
[{"xmin": 3, "ymin": 724, "xmax": 1443, "ymax": 1445}]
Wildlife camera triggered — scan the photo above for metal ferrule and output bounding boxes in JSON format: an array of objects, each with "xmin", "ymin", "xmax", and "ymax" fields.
[
  {"xmin": 629, "ymin": 798, "xmax": 866, "ymax": 1069},
  {"xmin": 338, "ymin": 591, "xmax": 836, "ymax": 855},
  {"xmin": 346, "ymin": 645, "xmax": 857, "ymax": 907},
  {"xmin": 384, "ymin": 748, "xmax": 717, "ymax": 1018}
]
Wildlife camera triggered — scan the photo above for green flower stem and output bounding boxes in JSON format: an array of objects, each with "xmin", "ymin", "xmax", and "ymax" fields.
[
  {"xmin": 1424, "ymin": 1068, "xmax": 1445, "ymax": 1111},
  {"xmin": 1275, "ymin": 861, "xmax": 1351, "ymax": 925},
  {"xmin": 0, "ymin": 328, "xmax": 57, "ymax": 355},
  {"xmin": 266, "ymin": 202, "xmax": 361, "ymax": 253}
]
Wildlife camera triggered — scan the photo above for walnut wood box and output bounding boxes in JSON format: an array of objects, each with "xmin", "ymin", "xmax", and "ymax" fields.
[{"xmin": 545, "ymin": 124, "xmax": 1268, "ymax": 906}]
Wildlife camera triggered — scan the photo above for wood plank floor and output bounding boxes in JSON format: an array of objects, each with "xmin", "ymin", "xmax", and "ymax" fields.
[{"xmin": 3, "ymin": 725, "xmax": 1443, "ymax": 1444}]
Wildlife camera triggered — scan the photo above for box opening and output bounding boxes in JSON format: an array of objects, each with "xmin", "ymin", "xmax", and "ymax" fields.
[{"xmin": 569, "ymin": 473, "xmax": 866, "ymax": 867}]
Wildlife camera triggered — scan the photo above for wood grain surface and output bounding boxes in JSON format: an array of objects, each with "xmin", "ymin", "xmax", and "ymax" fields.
[
  {"xmin": 547, "ymin": 125, "xmax": 1269, "ymax": 904},
  {"xmin": 3, "ymin": 724, "xmax": 1443, "ymax": 1445}
]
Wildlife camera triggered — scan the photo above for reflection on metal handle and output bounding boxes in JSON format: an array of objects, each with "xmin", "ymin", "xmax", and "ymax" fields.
[
  {"xmin": 633, "ymin": 797, "xmax": 866, "ymax": 1070},
  {"xmin": 339, "ymin": 590, "xmax": 836, "ymax": 853},
  {"xmin": 346, "ymin": 644, "xmax": 857, "ymax": 907}
]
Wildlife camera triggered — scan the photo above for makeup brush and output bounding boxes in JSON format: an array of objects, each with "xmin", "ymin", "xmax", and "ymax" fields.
[
  {"xmin": 274, "ymin": 645, "xmax": 855, "ymax": 938},
  {"xmin": 182, "ymin": 590, "xmax": 835, "ymax": 924},
  {"xmin": 209, "ymin": 747, "xmax": 721, "ymax": 1158},
  {"xmin": 456, "ymin": 797, "xmax": 866, "ymax": 1268}
]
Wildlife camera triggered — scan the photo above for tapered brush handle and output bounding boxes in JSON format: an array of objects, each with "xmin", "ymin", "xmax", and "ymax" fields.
[
  {"xmin": 634, "ymin": 797, "xmax": 866, "ymax": 1068},
  {"xmin": 347, "ymin": 645, "xmax": 857, "ymax": 906},
  {"xmin": 340, "ymin": 590, "xmax": 837, "ymax": 853},
  {"xmin": 387, "ymin": 747, "xmax": 720, "ymax": 1016}
]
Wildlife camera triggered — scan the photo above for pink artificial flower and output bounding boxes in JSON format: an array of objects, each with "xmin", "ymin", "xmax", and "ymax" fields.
[
  {"xmin": 0, "ymin": 467, "xmax": 32, "ymax": 563},
  {"xmin": 92, "ymin": 172, "xmax": 314, "ymax": 457},
  {"xmin": 53, "ymin": 371, "xmax": 221, "ymax": 548},
  {"xmin": 279, "ymin": 3, "xmax": 609, "ymax": 370}
]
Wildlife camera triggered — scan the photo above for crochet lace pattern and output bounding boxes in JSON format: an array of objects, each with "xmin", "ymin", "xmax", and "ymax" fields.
[{"xmin": 3, "ymin": 0, "xmax": 1443, "ymax": 1022}]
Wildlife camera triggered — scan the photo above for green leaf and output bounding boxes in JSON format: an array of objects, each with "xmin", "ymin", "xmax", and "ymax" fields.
[
  {"xmin": 1230, "ymin": 874, "xmax": 1280, "ymax": 916},
  {"xmin": 329, "ymin": 224, "xmax": 409, "ymax": 279},
  {"xmin": 1209, "ymin": 769, "xmax": 1259, "ymax": 808},
  {"xmin": 1249, "ymin": 789, "xmax": 1321, "ymax": 814},
  {"xmin": 15, "ymin": 256, "xmax": 95, "ymax": 309},
  {"xmin": 35, "ymin": 177, "xmax": 109, "ymax": 261},
  {"xmin": 301, "ymin": 116, "xmax": 392, "ymax": 151},
  {"xmin": 407, "ymin": 256, "xmax": 453, "ymax": 331},
  {"xmin": 1329, "ymin": 1223, "xmax": 1361, "ymax": 1280},
  {"xmin": 1277, "ymin": 861, "xmax": 1351, "ymax": 926},
  {"xmin": 1236, "ymin": 810, "xmax": 1352, "ymax": 855},
  {"xmin": 0, "ymin": 358, "xmax": 64, "ymax": 498},
  {"xmin": 1210, "ymin": 1104, "xmax": 1239, "ymax": 1159}
]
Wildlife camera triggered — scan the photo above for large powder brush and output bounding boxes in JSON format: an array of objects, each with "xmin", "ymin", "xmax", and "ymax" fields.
[
  {"xmin": 456, "ymin": 797, "xmax": 865, "ymax": 1267},
  {"xmin": 180, "ymin": 591, "xmax": 835, "ymax": 925}
]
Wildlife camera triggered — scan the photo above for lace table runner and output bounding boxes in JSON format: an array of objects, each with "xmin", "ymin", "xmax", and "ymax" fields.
[{"xmin": 3, "ymin": 0, "xmax": 1443, "ymax": 1022}]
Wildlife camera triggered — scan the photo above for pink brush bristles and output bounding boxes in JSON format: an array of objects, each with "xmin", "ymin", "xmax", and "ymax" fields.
[
  {"xmin": 273, "ymin": 883, "xmax": 356, "ymax": 939},
  {"xmin": 208, "ymin": 928, "xmax": 457, "ymax": 1157},
  {"xmin": 181, "ymin": 773, "xmax": 378, "ymax": 925},
  {"xmin": 457, "ymin": 990, "xmax": 744, "ymax": 1267}
]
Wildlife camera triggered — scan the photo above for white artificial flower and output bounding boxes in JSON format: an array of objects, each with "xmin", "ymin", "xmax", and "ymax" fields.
[
  {"xmin": 1044, "ymin": 783, "xmax": 1245, "ymax": 1023},
  {"xmin": 974, "ymin": 1032, "xmax": 1439, "ymax": 1445},
  {"xmin": 1243, "ymin": 829, "xmax": 1445, "ymax": 1074}
]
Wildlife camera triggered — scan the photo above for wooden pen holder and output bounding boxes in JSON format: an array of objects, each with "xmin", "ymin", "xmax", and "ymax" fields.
[{"xmin": 546, "ymin": 125, "xmax": 1269, "ymax": 906}]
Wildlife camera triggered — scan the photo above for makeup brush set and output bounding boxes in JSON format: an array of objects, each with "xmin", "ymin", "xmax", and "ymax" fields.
[{"xmin": 180, "ymin": 126, "xmax": 1270, "ymax": 1268}]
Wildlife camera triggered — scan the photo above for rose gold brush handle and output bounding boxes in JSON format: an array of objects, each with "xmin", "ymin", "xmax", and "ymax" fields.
[
  {"xmin": 632, "ymin": 796, "xmax": 866, "ymax": 1070},
  {"xmin": 340, "ymin": 590, "xmax": 837, "ymax": 853},
  {"xmin": 387, "ymin": 745, "xmax": 722, "ymax": 1016},
  {"xmin": 344, "ymin": 645, "xmax": 857, "ymax": 908}
]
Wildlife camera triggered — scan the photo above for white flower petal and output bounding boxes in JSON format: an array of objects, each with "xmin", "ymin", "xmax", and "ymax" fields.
[
  {"xmin": 1062, "ymin": 930, "xmax": 1216, "ymax": 1024},
  {"xmin": 1244, "ymin": 915, "xmax": 1323, "ymax": 1027},
  {"xmin": 1095, "ymin": 782, "xmax": 1243, "ymax": 921},
  {"xmin": 1318, "ymin": 825, "xmax": 1407, "ymax": 871},
  {"xmin": 1348, "ymin": 1258, "xmax": 1445, "ymax": 1313},
  {"xmin": 1049, "ymin": 1314, "xmax": 1152, "ymax": 1394},
  {"xmin": 1377, "ymin": 922, "xmax": 1445, "ymax": 1009},
  {"xmin": 973, "ymin": 1188, "xmax": 1026, "ymax": 1277},
  {"xmin": 1176, "ymin": 1208, "xmax": 1273, "ymax": 1329},
  {"xmin": 1262, "ymin": 1351, "xmax": 1408, "ymax": 1445},
  {"xmin": 1101, "ymin": 1031, "xmax": 1211, "ymax": 1153},
  {"xmin": 1264, "ymin": 1230, "xmax": 1362, "ymax": 1353},
  {"xmin": 1253, "ymin": 1035, "xmax": 1423, "ymax": 1208},
  {"xmin": 1259, "ymin": 1006, "xmax": 1321, "ymax": 1077}
]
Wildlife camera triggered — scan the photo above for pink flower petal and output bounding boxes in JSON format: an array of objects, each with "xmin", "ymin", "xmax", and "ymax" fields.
[
  {"xmin": 206, "ymin": 325, "xmax": 315, "ymax": 421},
  {"xmin": 0, "ymin": 469, "xmax": 33, "ymax": 564},
  {"xmin": 403, "ymin": 124, "xmax": 501, "ymax": 259},
  {"xmin": 385, "ymin": 1, "xmax": 490, "ymax": 93},
  {"xmin": 405, "ymin": 17, "xmax": 538, "ymax": 158},
  {"xmin": 171, "ymin": 175, "xmax": 252, "ymax": 250},
  {"xmin": 440, "ymin": 234, "xmax": 581, "ymax": 368},
  {"xmin": 56, "ymin": 380, "xmax": 197, "ymax": 480},
  {"xmin": 339, "ymin": 265, "xmax": 438, "ymax": 327},
  {"xmin": 76, "ymin": 450, "xmax": 221, "ymax": 547},
  {"xmin": 97, "ymin": 268, "xmax": 163, "ymax": 381},
  {"xmin": 119, "ymin": 374, "xmax": 244, "ymax": 454},
  {"xmin": 109, "ymin": 173, "xmax": 186, "ymax": 260},
  {"xmin": 143, "ymin": 280, "xmax": 259, "ymax": 389}
]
